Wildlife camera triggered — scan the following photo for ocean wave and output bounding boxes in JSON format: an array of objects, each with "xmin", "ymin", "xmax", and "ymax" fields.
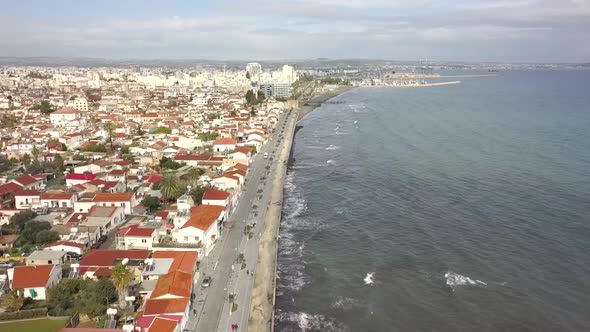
[
  {"xmin": 330, "ymin": 296, "xmax": 360, "ymax": 311},
  {"xmin": 325, "ymin": 145, "xmax": 340, "ymax": 151},
  {"xmin": 276, "ymin": 310, "xmax": 349, "ymax": 332},
  {"xmin": 326, "ymin": 159, "xmax": 335, "ymax": 165},
  {"xmin": 445, "ymin": 271, "xmax": 487, "ymax": 290},
  {"xmin": 364, "ymin": 272, "xmax": 375, "ymax": 285}
]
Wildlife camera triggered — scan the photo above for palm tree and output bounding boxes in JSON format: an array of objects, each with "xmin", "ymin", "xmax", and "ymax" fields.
[
  {"xmin": 103, "ymin": 122, "xmax": 116, "ymax": 151},
  {"xmin": 186, "ymin": 167, "xmax": 204, "ymax": 186},
  {"xmin": 111, "ymin": 263, "xmax": 133, "ymax": 308},
  {"xmin": 160, "ymin": 174, "xmax": 182, "ymax": 202}
]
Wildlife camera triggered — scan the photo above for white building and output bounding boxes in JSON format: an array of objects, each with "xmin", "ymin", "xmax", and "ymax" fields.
[
  {"xmin": 246, "ymin": 62, "xmax": 262, "ymax": 82},
  {"xmin": 67, "ymin": 97, "xmax": 89, "ymax": 112},
  {"xmin": 8, "ymin": 264, "xmax": 62, "ymax": 300},
  {"xmin": 49, "ymin": 107, "xmax": 84, "ymax": 127}
]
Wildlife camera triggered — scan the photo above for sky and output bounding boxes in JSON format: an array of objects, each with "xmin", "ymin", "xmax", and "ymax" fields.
[{"xmin": 1, "ymin": 0, "xmax": 589, "ymax": 62}]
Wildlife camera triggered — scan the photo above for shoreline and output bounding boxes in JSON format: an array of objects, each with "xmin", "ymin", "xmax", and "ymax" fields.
[
  {"xmin": 297, "ymin": 85, "xmax": 355, "ymax": 122},
  {"xmin": 247, "ymin": 86, "xmax": 353, "ymax": 332}
]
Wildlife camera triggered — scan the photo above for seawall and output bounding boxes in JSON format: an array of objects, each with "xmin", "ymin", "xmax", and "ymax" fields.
[{"xmin": 247, "ymin": 86, "xmax": 353, "ymax": 332}]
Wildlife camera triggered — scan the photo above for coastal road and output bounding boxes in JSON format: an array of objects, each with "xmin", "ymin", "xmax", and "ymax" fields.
[{"xmin": 186, "ymin": 110, "xmax": 293, "ymax": 332}]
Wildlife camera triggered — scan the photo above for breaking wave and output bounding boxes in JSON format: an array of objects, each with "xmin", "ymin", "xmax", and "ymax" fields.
[
  {"xmin": 325, "ymin": 145, "xmax": 340, "ymax": 151},
  {"xmin": 364, "ymin": 272, "xmax": 375, "ymax": 285},
  {"xmin": 445, "ymin": 271, "xmax": 487, "ymax": 290},
  {"xmin": 276, "ymin": 310, "xmax": 349, "ymax": 332},
  {"xmin": 330, "ymin": 296, "xmax": 360, "ymax": 311}
]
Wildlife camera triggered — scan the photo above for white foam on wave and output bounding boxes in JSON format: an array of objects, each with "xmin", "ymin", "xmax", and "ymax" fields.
[
  {"xmin": 276, "ymin": 310, "xmax": 349, "ymax": 332},
  {"xmin": 326, "ymin": 159, "xmax": 335, "ymax": 164},
  {"xmin": 330, "ymin": 296, "xmax": 360, "ymax": 311},
  {"xmin": 445, "ymin": 271, "xmax": 487, "ymax": 290},
  {"xmin": 325, "ymin": 144, "xmax": 340, "ymax": 151},
  {"xmin": 364, "ymin": 272, "xmax": 375, "ymax": 285}
]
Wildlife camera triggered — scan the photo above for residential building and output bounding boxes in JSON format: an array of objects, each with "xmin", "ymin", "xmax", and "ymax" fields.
[
  {"xmin": 8, "ymin": 264, "xmax": 62, "ymax": 300},
  {"xmin": 26, "ymin": 250, "xmax": 67, "ymax": 266}
]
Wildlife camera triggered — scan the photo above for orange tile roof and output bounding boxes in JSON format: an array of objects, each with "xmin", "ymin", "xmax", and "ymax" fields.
[
  {"xmin": 202, "ymin": 188, "xmax": 230, "ymax": 201},
  {"xmin": 213, "ymin": 137, "xmax": 237, "ymax": 145},
  {"xmin": 147, "ymin": 317, "xmax": 178, "ymax": 332},
  {"xmin": 11, "ymin": 265, "xmax": 55, "ymax": 288},
  {"xmin": 152, "ymin": 251, "xmax": 198, "ymax": 274},
  {"xmin": 80, "ymin": 249, "xmax": 149, "ymax": 267},
  {"xmin": 181, "ymin": 205, "xmax": 224, "ymax": 231},
  {"xmin": 92, "ymin": 192, "xmax": 134, "ymax": 202},
  {"xmin": 40, "ymin": 192, "xmax": 74, "ymax": 200},
  {"xmin": 150, "ymin": 270, "xmax": 192, "ymax": 299},
  {"xmin": 143, "ymin": 298, "xmax": 189, "ymax": 315}
]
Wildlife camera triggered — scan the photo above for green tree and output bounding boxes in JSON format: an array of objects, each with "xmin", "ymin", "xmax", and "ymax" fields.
[
  {"xmin": 159, "ymin": 157, "xmax": 182, "ymax": 170},
  {"xmin": 2, "ymin": 289, "xmax": 24, "ymax": 312},
  {"xmin": 141, "ymin": 196, "xmax": 161, "ymax": 213},
  {"xmin": 35, "ymin": 229, "xmax": 60, "ymax": 244},
  {"xmin": 246, "ymin": 71, "xmax": 251, "ymax": 80},
  {"xmin": 53, "ymin": 154, "xmax": 65, "ymax": 175},
  {"xmin": 257, "ymin": 90, "xmax": 266, "ymax": 103},
  {"xmin": 31, "ymin": 146, "xmax": 40, "ymax": 162},
  {"xmin": 20, "ymin": 221, "xmax": 52, "ymax": 245},
  {"xmin": 189, "ymin": 185, "xmax": 209, "ymax": 205},
  {"xmin": 6, "ymin": 210, "xmax": 37, "ymax": 233},
  {"xmin": 185, "ymin": 167, "xmax": 204, "ymax": 186},
  {"xmin": 159, "ymin": 174, "xmax": 182, "ymax": 202},
  {"xmin": 111, "ymin": 263, "xmax": 134, "ymax": 308},
  {"xmin": 245, "ymin": 89, "xmax": 256, "ymax": 105},
  {"xmin": 21, "ymin": 153, "xmax": 31, "ymax": 168},
  {"xmin": 103, "ymin": 122, "xmax": 116, "ymax": 151},
  {"xmin": 155, "ymin": 126, "xmax": 172, "ymax": 135}
]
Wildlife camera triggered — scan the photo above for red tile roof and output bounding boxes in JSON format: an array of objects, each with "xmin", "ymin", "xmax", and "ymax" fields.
[
  {"xmin": 202, "ymin": 188, "xmax": 230, "ymax": 201},
  {"xmin": 109, "ymin": 169, "xmax": 126, "ymax": 176},
  {"xmin": 147, "ymin": 317, "xmax": 178, "ymax": 332},
  {"xmin": 143, "ymin": 298, "xmax": 189, "ymax": 315},
  {"xmin": 11, "ymin": 265, "xmax": 55, "ymax": 288},
  {"xmin": 92, "ymin": 192, "xmax": 134, "ymax": 202},
  {"xmin": 213, "ymin": 137, "xmax": 237, "ymax": 145},
  {"xmin": 66, "ymin": 173, "xmax": 97, "ymax": 181},
  {"xmin": 60, "ymin": 329, "xmax": 124, "ymax": 332},
  {"xmin": 154, "ymin": 211, "xmax": 169, "ymax": 220},
  {"xmin": 116, "ymin": 224, "xmax": 155, "ymax": 237},
  {"xmin": 152, "ymin": 251, "xmax": 197, "ymax": 274},
  {"xmin": 147, "ymin": 174, "xmax": 162, "ymax": 183},
  {"xmin": 14, "ymin": 189, "xmax": 41, "ymax": 197},
  {"xmin": 150, "ymin": 270, "xmax": 192, "ymax": 299},
  {"xmin": 181, "ymin": 205, "xmax": 224, "ymax": 231},
  {"xmin": 13, "ymin": 175, "xmax": 39, "ymax": 186},
  {"xmin": 0, "ymin": 182, "xmax": 23, "ymax": 195},
  {"xmin": 79, "ymin": 249, "xmax": 149, "ymax": 267},
  {"xmin": 43, "ymin": 240, "xmax": 85, "ymax": 249},
  {"xmin": 233, "ymin": 146, "xmax": 252, "ymax": 155},
  {"xmin": 40, "ymin": 192, "xmax": 74, "ymax": 200}
]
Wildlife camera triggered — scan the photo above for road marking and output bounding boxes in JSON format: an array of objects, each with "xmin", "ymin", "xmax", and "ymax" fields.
[{"xmin": 213, "ymin": 261, "xmax": 218, "ymax": 271}]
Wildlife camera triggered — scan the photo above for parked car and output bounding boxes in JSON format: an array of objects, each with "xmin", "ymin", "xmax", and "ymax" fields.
[
  {"xmin": 0, "ymin": 261, "xmax": 15, "ymax": 268},
  {"xmin": 201, "ymin": 276, "xmax": 212, "ymax": 288}
]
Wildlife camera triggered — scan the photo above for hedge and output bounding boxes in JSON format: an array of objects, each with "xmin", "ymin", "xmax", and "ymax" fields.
[{"xmin": 0, "ymin": 308, "xmax": 48, "ymax": 321}]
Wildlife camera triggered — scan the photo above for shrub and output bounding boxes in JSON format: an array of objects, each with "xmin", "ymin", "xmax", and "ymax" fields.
[{"xmin": 0, "ymin": 307, "xmax": 48, "ymax": 321}]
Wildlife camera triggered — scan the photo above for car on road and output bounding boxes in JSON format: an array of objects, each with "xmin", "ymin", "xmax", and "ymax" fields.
[
  {"xmin": 263, "ymin": 152, "xmax": 268, "ymax": 159},
  {"xmin": 201, "ymin": 276, "xmax": 212, "ymax": 288}
]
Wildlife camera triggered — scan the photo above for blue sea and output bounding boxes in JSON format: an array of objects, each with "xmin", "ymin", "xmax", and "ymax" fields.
[{"xmin": 275, "ymin": 70, "xmax": 590, "ymax": 332}]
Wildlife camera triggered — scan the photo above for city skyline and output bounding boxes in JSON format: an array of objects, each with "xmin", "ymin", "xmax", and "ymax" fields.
[{"xmin": 1, "ymin": 0, "xmax": 589, "ymax": 62}]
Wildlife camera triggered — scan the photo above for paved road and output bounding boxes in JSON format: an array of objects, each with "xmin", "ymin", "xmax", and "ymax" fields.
[{"xmin": 186, "ymin": 110, "xmax": 293, "ymax": 332}]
